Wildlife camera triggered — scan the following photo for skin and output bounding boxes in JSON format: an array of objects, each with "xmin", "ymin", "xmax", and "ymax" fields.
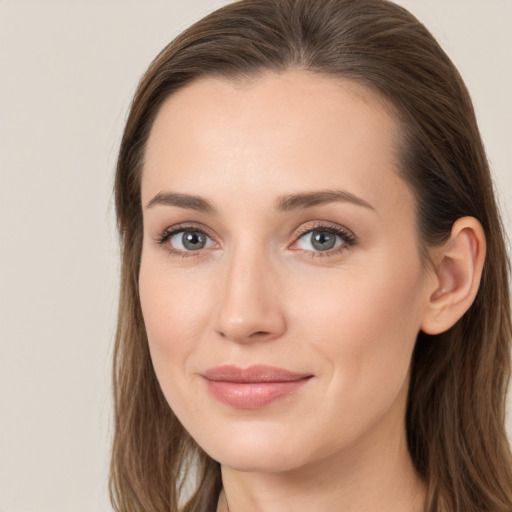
[{"xmin": 139, "ymin": 70, "xmax": 445, "ymax": 512}]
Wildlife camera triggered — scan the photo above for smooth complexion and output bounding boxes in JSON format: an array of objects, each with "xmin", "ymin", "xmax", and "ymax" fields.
[{"xmin": 138, "ymin": 71, "xmax": 482, "ymax": 512}]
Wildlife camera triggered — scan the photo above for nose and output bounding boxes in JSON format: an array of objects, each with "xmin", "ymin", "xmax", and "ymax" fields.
[{"xmin": 214, "ymin": 247, "xmax": 286, "ymax": 344}]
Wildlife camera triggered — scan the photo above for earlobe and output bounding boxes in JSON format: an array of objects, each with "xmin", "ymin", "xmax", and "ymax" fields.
[{"xmin": 421, "ymin": 217, "xmax": 486, "ymax": 335}]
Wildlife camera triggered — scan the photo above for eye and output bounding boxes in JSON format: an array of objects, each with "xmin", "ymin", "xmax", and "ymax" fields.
[
  {"xmin": 157, "ymin": 227, "xmax": 216, "ymax": 256},
  {"xmin": 292, "ymin": 224, "xmax": 356, "ymax": 255},
  {"xmin": 171, "ymin": 230, "xmax": 214, "ymax": 251}
]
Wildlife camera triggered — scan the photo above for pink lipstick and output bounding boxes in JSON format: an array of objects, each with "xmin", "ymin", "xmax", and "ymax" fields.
[{"xmin": 202, "ymin": 365, "xmax": 313, "ymax": 409}]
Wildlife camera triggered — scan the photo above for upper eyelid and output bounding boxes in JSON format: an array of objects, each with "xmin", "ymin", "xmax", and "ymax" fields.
[
  {"xmin": 295, "ymin": 221, "xmax": 353, "ymax": 236},
  {"xmin": 292, "ymin": 222, "xmax": 357, "ymax": 246},
  {"xmin": 157, "ymin": 222, "xmax": 215, "ymax": 239}
]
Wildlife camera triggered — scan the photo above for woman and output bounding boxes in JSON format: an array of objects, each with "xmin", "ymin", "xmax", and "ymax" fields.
[{"xmin": 109, "ymin": 1, "xmax": 512, "ymax": 511}]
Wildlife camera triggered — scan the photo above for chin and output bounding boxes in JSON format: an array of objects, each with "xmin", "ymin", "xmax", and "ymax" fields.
[
  {"xmin": 216, "ymin": 449, "xmax": 303, "ymax": 474},
  {"xmin": 196, "ymin": 423, "xmax": 308, "ymax": 473}
]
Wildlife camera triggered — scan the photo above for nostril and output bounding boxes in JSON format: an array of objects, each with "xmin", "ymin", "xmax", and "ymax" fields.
[
  {"xmin": 251, "ymin": 331, "xmax": 270, "ymax": 337},
  {"xmin": 217, "ymin": 329, "xmax": 273, "ymax": 342}
]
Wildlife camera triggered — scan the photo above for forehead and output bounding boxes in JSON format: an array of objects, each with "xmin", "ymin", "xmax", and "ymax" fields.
[{"xmin": 142, "ymin": 70, "xmax": 410, "ymax": 218}]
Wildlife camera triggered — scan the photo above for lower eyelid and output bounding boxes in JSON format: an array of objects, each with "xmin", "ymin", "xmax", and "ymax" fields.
[{"xmin": 296, "ymin": 233, "xmax": 343, "ymax": 249}]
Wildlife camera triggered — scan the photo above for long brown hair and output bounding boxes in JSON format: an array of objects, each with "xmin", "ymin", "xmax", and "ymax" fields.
[{"xmin": 110, "ymin": 1, "xmax": 512, "ymax": 511}]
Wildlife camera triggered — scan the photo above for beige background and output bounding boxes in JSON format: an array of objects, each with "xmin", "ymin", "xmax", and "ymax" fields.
[{"xmin": 0, "ymin": 1, "xmax": 510, "ymax": 511}]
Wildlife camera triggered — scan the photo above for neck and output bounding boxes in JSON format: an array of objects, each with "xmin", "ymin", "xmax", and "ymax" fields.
[{"xmin": 218, "ymin": 394, "xmax": 425, "ymax": 512}]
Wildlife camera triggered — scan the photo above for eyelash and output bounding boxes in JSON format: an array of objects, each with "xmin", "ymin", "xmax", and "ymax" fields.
[{"xmin": 155, "ymin": 222, "xmax": 357, "ymax": 259}]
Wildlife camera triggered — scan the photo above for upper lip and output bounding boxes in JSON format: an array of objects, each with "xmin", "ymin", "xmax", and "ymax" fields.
[{"xmin": 202, "ymin": 365, "xmax": 312, "ymax": 383}]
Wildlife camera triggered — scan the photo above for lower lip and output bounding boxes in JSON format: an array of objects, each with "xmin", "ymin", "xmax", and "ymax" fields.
[{"xmin": 204, "ymin": 378, "xmax": 311, "ymax": 409}]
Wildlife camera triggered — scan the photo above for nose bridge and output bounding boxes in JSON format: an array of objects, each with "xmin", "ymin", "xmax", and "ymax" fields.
[{"xmin": 215, "ymin": 238, "xmax": 285, "ymax": 342}]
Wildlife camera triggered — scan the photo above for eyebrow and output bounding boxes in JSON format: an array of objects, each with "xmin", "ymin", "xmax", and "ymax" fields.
[
  {"xmin": 145, "ymin": 189, "xmax": 375, "ymax": 213},
  {"xmin": 146, "ymin": 192, "xmax": 217, "ymax": 213},
  {"xmin": 275, "ymin": 190, "xmax": 375, "ymax": 212}
]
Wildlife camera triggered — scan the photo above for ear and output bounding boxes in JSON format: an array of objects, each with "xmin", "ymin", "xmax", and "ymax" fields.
[{"xmin": 421, "ymin": 217, "xmax": 486, "ymax": 335}]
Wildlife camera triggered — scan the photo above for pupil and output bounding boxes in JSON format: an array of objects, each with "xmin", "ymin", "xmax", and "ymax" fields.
[
  {"xmin": 311, "ymin": 231, "xmax": 335, "ymax": 251},
  {"xmin": 183, "ymin": 232, "xmax": 206, "ymax": 250}
]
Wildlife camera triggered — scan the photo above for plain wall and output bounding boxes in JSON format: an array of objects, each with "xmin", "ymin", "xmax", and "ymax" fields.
[{"xmin": 0, "ymin": 1, "xmax": 510, "ymax": 511}]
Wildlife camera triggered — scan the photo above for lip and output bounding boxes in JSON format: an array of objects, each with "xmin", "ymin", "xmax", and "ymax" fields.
[{"xmin": 201, "ymin": 365, "xmax": 313, "ymax": 409}]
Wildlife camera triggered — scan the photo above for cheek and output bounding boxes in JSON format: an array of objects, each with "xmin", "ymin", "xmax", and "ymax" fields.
[
  {"xmin": 277, "ymin": 262, "xmax": 425, "ymax": 455},
  {"xmin": 138, "ymin": 258, "xmax": 213, "ymax": 376},
  {"xmin": 293, "ymin": 258, "xmax": 426, "ymax": 399},
  {"xmin": 138, "ymin": 258, "xmax": 219, "ymax": 423}
]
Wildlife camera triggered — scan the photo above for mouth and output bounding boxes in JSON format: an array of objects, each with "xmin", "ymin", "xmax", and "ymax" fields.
[{"xmin": 201, "ymin": 365, "xmax": 314, "ymax": 409}]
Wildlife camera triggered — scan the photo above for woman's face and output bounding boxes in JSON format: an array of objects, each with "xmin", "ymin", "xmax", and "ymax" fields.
[{"xmin": 139, "ymin": 71, "xmax": 434, "ymax": 472}]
